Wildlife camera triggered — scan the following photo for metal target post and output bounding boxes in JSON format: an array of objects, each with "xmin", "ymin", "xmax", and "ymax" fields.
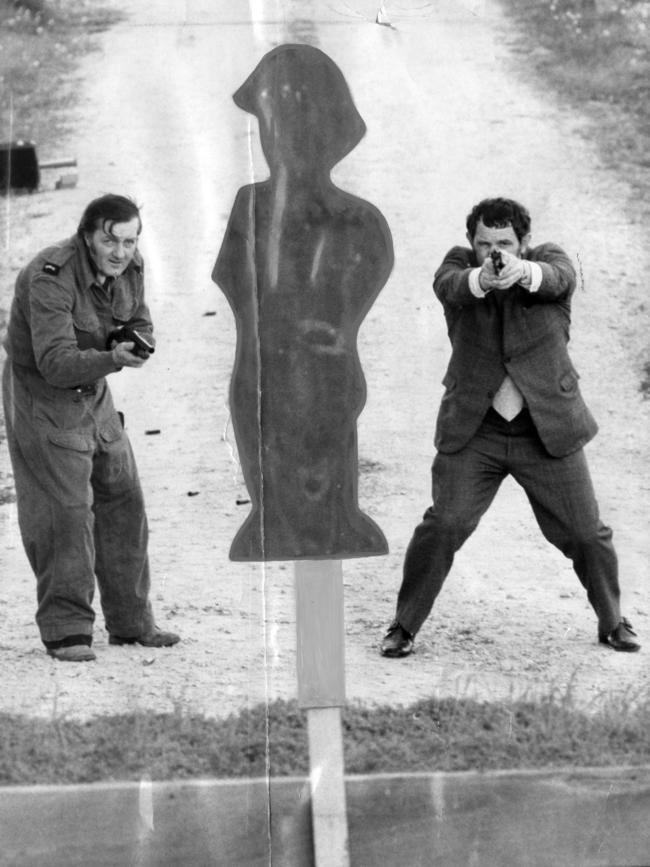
[{"xmin": 295, "ymin": 559, "xmax": 349, "ymax": 867}]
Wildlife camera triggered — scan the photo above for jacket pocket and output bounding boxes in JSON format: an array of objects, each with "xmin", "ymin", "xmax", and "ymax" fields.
[
  {"xmin": 99, "ymin": 417, "xmax": 124, "ymax": 444},
  {"xmin": 47, "ymin": 430, "xmax": 91, "ymax": 451},
  {"xmin": 40, "ymin": 428, "xmax": 93, "ymax": 505},
  {"xmin": 111, "ymin": 302, "xmax": 138, "ymax": 323},
  {"xmin": 73, "ymin": 311, "xmax": 101, "ymax": 333},
  {"xmin": 73, "ymin": 310, "xmax": 103, "ymax": 351}
]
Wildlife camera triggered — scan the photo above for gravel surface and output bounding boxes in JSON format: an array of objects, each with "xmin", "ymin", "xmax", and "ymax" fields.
[{"xmin": 0, "ymin": 0, "xmax": 648, "ymax": 720}]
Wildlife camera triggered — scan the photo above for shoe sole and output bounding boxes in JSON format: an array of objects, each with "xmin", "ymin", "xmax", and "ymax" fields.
[
  {"xmin": 598, "ymin": 638, "xmax": 641, "ymax": 652},
  {"xmin": 380, "ymin": 644, "xmax": 414, "ymax": 658},
  {"xmin": 47, "ymin": 648, "xmax": 96, "ymax": 662},
  {"xmin": 109, "ymin": 636, "xmax": 180, "ymax": 648}
]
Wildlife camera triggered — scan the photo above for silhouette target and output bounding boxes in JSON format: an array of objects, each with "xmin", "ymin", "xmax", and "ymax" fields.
[{"xmin": 213, "ymin": 44, "xmax": 393, "ymax": 561}]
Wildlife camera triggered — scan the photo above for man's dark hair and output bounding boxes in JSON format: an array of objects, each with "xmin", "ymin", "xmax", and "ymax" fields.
[
  {"xmin": 77, "ymin": 194, "xmax": 142, "ymax": 238},
  {"xmin": 466, "ymin": 197, "xmax": 531, "ymax": 242}
]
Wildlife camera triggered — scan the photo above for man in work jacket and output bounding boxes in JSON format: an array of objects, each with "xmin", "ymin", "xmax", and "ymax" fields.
[
  {"xmin": 381, "ymin": 197, "xmax": 639, "ymax": 658},
  {"xmin": 2, "ymin": 193, "xmax": 180, "ymax": 662}
]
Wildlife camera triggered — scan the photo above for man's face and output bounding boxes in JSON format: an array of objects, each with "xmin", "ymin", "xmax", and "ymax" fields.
[
  {"xmin": 468, "ymin": 219, "xmax": 529, "ymax": 265},
  {"xmin": 84, "ymin": 217, "xmax": 140, "ymax": 281}
]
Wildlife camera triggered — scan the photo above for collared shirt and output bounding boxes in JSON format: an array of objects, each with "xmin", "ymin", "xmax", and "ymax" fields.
[{"xmin": 3, "ymin": 234, "xmax": 153, "ymax": 388}]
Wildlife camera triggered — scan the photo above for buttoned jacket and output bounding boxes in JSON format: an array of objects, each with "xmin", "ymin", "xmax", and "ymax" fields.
[{"xmin": 433, "ymin": 242, "xmax": 597, "ymax": 457}]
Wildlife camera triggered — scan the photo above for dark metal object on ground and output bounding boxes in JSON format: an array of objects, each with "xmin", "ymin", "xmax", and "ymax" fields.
[{"xmin": 1, "ymin": 140, "xmax": 77, "ymax": 192}]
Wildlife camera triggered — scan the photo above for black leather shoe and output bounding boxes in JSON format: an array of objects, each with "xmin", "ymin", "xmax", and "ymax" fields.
[
  {"xmin": 109, "ymin": 627, "xmax": 180, "ymax": 648},
  {"xmin": 598, "ymin": 617, "xmax": 640, "ymax": 652},
  {"xmin": 380, "ymin": 621, "xmax": 414, "ymax": 658}
]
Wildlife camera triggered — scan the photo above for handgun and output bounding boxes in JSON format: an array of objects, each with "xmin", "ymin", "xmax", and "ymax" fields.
[
  {"xmin": 106, "ymin": 325, "xmax": 155, "ymax": 358},
  {"xmin": 490, "ymin": 249, "xmax": 504, "ymax": 275}
]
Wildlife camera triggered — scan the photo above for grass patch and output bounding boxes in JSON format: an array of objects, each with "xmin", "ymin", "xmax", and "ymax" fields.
[
  {"xmin": 499, "ymin": 0, "xmax": 650, "ymax": 186},
  {"xmin": 499, "ymin": 0, "xmax": 650, "ymax": 394},
  {"xmin": 0, "ymin": 0, "xmax": 122, "ymax": 485},
  {"xmin": 0, "ymin": 0, "xmax": 123, "ymax": 145},
  {"xmin": 1, "ymin": 691, "xmax": 649, "ymax": 785}
]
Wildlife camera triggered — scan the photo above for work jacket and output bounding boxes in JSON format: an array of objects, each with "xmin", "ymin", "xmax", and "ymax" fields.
[{"xmin": 4, "ymin": 233, "xmax": 152, "ymax": 389}]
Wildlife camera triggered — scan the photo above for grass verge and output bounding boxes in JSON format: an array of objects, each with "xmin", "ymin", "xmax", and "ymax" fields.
[
  {"xmin": 1, "ymin": 0, "xmax": 121, "ymax": 491},
  {"xmin": 498, "ymin": 0, "xmax": 650, "ymax": 394},
  {"xmin": 0, "ymin": 0, "xmax": 123, "ymax": 145},
  {"xmin": 499, "ymin": 0, "xmax": 650, "ymax": 181},
  {"xmin": 0, "ymin": 0, "xmax": 122, "ymax": 324},
  {"xmin": 1, "ymin": 691, "xmax": 649, "ymax": 785}
]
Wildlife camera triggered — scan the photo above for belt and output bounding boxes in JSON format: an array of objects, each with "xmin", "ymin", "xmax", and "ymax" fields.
[{"xmin": 70, "ymin": 383, "xmax": 98, "ymax": 395}]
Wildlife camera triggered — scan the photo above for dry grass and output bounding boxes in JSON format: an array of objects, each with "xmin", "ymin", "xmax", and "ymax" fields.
[
  {"xmin": 499, "ymin": 0, "xmax": 650, "ymax": 393},
  {"xmin": 0, "ymin": 0, "xmax": 122, "ymax": 144},
  {"xmin": 1, "ymin": 688, "xmax": 649, "ymax": 784},
  {"xmin": 501, "ymin": 0, "xmax": 650, "ymax": 190},
  {"xmin": 0, "ymin": 0, "xmax": 121, "ymax": 482}
]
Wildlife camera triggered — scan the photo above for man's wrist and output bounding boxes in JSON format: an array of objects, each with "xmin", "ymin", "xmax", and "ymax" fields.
[
  {"xmin": 469, "ymin": 268, "xmax": 490, "ymax": 298},
  {"xmin": 520, "ymin": 260, "xmax": 543, "ymax": 292}
]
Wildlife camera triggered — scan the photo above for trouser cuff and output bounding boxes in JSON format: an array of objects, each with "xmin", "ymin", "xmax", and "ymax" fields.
[{"xmin": 43, "ymin": 634, "xmax": 93, "ymax": 650}]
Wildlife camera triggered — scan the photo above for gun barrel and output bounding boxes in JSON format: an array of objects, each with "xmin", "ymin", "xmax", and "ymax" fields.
[
  {"xmin": 130, "ymin": 329, "xmax": 155, "ymax": 354},
  {"xmin": 39, "ymin": 158, "xmax": 77, "ymax": 170},
  {"xmin": 490, "ymin": 250, "xmax": 504, "ymax": 273}
]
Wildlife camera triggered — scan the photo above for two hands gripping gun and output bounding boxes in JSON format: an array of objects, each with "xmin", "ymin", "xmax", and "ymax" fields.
[{"xmin": 106, "ymin": 325, "xmax": 155, "ymax": 359}]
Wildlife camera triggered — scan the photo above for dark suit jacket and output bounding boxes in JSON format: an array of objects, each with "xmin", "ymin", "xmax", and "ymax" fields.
[{"xmin": 433, "ymin": 242, "xmax": 597, "ymax": 457}]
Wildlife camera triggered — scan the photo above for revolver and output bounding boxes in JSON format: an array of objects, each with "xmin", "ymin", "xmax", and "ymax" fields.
[
  {"xmin": 490, "ymin": 249, "xmax": 504, "ymax": 275},
  {"xmin": 106, "ymin": 325, "xmax": 155, "ymax": 359}
]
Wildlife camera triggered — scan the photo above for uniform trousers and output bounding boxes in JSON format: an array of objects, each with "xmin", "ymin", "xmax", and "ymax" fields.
[
  {"xmin": 396, "ymin": 407, "xmax": 621, "ymax": 637},
  {"xmin": 2, "ymin": 362, "xmax": 154, "ymax": 644}
]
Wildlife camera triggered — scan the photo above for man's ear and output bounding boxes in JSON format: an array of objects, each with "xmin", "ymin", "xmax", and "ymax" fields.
[
  {"xmin": 466, "ymin": 231, "xmax": 473, "ymax": 246},
  {"xmin": 519, "ymin": 233, "xmax": 531, "ymax": 255}
]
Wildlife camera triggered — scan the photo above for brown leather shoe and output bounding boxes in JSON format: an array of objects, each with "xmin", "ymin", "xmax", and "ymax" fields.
[
  {"xmin": 47, "ymin": 645, "xmax": 96, "ymax": 662},
  {"xmin": 109, "ymin": 627, "xmax": 180, "ymax": 648},
  {"xmin": 598, "ymin": 618, "xmax": 640, "ymax": 652},
  {"xmin": 380, "ymin": 621, "xmax": 414, "ymax": 658}
]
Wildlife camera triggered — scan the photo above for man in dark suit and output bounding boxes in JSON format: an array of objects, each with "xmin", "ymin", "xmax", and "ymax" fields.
[{"xmin": 381, "ymin": 197, "xmax": 639, "ymax": 657}]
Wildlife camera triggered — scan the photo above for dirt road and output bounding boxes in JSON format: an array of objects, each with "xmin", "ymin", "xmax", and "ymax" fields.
[{"xmin": 1, "ymin": 0, "xmax": 648, "ymax": 720}]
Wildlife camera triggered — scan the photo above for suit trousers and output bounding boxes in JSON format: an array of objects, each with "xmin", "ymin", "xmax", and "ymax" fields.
[
  {"xmin": 396, "ymin": 408, "xmax": 621, "ymax": 637},
  {"xmin": 2, "ymin": 362, "xmax": 154, "ymax": 644}
]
